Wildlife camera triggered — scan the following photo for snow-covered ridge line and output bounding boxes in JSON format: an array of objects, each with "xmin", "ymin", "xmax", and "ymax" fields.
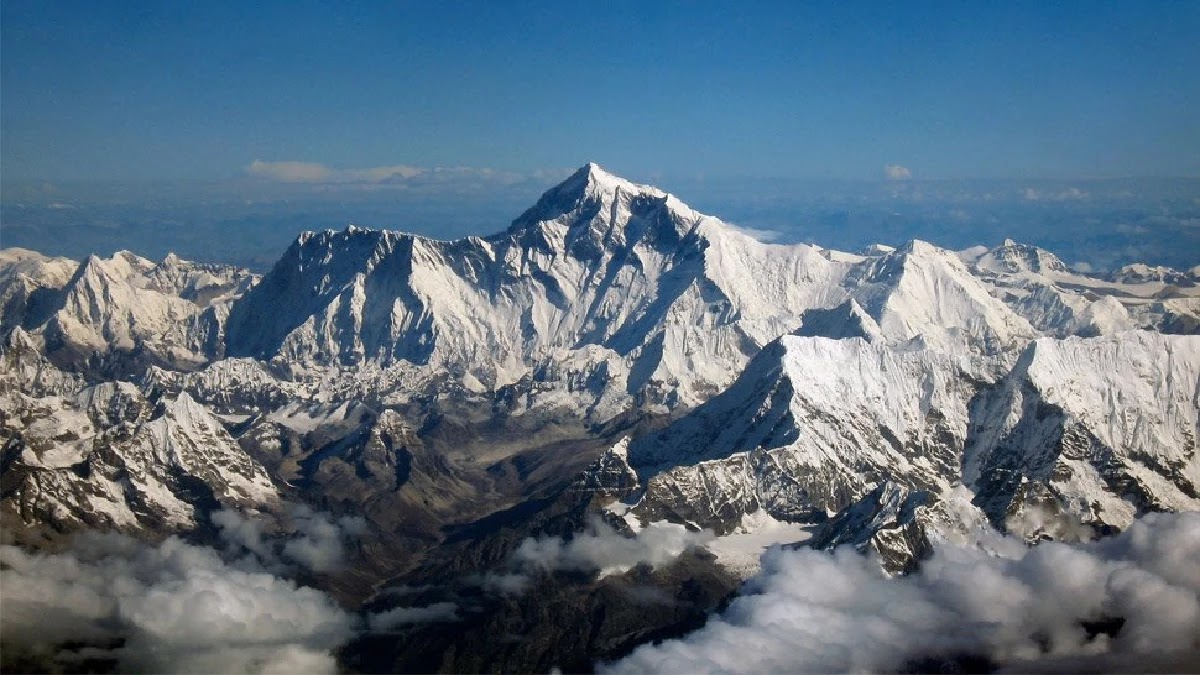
[
  {"xmin": 2, "ymin": 163, "xmax": 1197, "ymax": 424},
  {"xmin": 1, "ymin": 162, "xmax": 1198, "ymax": 583}
]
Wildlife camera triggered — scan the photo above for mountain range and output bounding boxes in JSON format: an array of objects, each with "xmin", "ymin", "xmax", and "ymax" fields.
[{"xmin": 2, "ymin": 163, "xmax": 1198, "ymax": 672}]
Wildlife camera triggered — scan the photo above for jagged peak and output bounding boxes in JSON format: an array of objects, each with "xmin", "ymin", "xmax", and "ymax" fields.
[
  {"xmin": 288, "ymin": 224, "xmax": 459, "ymax": 255},
  {"xmin": 860, "ymin": 243, "xmax": 897, "ymax": 256},
  {"xmin": 508, "ymin": 163, "xmax": 673, "ymax": 233},
  {"xmin": 895, "ymin": 239, "xmax": 943, "ymax": 257},
  {"xmin": 794, "ymin": 298, "xmax": 885, "ymax": 343},
  {"xmin": 564, "ymin": 162, "xmax": 664, "ymax": 200},
  {"xmin": 76, "ymin": 250, "xmax": 155, "ymax": 280},
  {"xmin": 289, "ymin": 225, "xmax": 402, "ymax": 256},
  {"xmin": 4, "ymin": 325, "xmax": 38, "ymax": 351},
  {"xmin": 975, "ymin": 239, "xmax": 1069, "ymax": 275}
]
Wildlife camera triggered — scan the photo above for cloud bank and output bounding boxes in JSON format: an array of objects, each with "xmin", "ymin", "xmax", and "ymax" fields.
[
  {"xmin": 0, "ymin": 533, "xmax": 356, "ymax": 674},
  {"xmin": 606, "ymin": 511, "xmax": 1200, "ymax": 674},
  {"xmin": 0, "ymin": 506, "xmax": 373, "ymax": 673}
]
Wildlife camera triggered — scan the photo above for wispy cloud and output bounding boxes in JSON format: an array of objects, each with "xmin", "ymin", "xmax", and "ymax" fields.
[
  {"xmin": 725, "ymin": 222, "xmax": 783, "ymax": 243},
  {"xmin": 884, "ymin": 164, "xmax": 913, "ymax": 180},
  {"xmin": 1022, "ymin": 186, "xmax": 1088, "ymax": 201},
  {"xmin": 245, "ymin": 160, "xmax": 569, "ymax": 189},
  {"xmin": 367, "ymin": 602, "xmax": 461, "ymax": 632},
  {"xmin": 247, "ymin": 160, "xmax": 334, "ymax": 183},
  {"xmin": 212, "ymin": 504, "xmax": 366, "ymax": 574},
  {"xmin": 479, "ymin": 517, "xmax": 713, "ymax": 594}
]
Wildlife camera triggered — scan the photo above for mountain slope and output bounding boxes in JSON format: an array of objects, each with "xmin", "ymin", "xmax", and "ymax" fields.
[
  {"xmin": 965, "ymin": 330, "xmax": 1200, "ymax": 536},
  {"xmin": 224, "ymin": 164, "xmax": 855, "ymax": 411},
  {"xmin": 630, "ymin": 335, "xmax": 996, "ymax": 531},
  {"xmin": 1, "ymin": 378, "xmax": 278, "ymax": 536},
  {"xmin": 0, "ymin": 250, "xmax": 257, "ymax": 377}
]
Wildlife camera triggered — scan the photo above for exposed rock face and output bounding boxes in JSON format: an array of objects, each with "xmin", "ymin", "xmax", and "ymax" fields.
[
  {"xmin": 964, "ymin": 331, "xmax": 1200, "ymax": 537},
  {"xmin": 630, "ymin": 335, "xmax": 994, "ymax": 530},
  {"xmin": 1, "ymin": 375, "xmax": 277, "ymax": 535},
  {"xmin": 808, "ymin": 481, "xmax": 935, "ymax": 574},
  {"xmin": 574, "ymin": 437, "xmax": 640, "ymax": 496}
]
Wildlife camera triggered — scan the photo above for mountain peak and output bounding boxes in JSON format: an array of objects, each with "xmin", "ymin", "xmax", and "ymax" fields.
[
  {"xmin": 508, "ymin": 163, "xmax": 671, "ymax": 235},
  {"xmin": 557, "ymin": 162, "xmax": 663, "ymax": 202}
]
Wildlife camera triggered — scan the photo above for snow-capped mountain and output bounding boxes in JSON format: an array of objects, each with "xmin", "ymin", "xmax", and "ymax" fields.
[
  {"xmin": 965, "ymin": 331, "xmax": 1200, "ymax": 537},
  {"xmin": 1, "ymin": 162, "xmax": 1198, "ymax": 579},
  {"xmin": 963, "ymin": 239, "xmax": 1200, "ymax": 336},
  {"xmin": 629, "ymin": 334, "xmax": 998, "ymax": 532},
  {"xmin": 0, "ymin": 248, "xmax": 78, "ymax": 335},
  {"xmin": 842, "ymin": 240, "xmax": 1037, "ymax": 353},
  {"xmin": 222, "ymin": 163, "xmax": 861, "ymax": 413},
  {"xmin": 1, "ymin": 338, "xmax": 277, "ymax": 535},
  {"xmin": 625, "ymin": 327, "xmax": 1199, "ymax": 544},
  {"xmin": 2, "ymin": 249, "xmax": 256, "ymax": 378}
]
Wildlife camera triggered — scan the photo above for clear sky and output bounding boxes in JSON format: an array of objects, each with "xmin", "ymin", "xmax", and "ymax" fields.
[{"xmin": 3, "ymin": 0, "xmax": 1198, "ymax": 185}]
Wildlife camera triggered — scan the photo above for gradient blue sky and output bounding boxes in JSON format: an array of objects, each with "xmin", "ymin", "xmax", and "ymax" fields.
[{"xmin": 3, "ymin": 0, "xmax": 1198, "ymax": 184}]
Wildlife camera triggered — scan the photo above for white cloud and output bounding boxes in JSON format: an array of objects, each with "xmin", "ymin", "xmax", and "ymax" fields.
[
  {"xmin": 605, "ymin": 511, "xmax": 1200, "ymax": 674},
  {"xmin": 884, "ymin": 164, "xmax": 912, "ymax": 180},
  {"xmin": 0, "ymin": 533, "xmax": 356, "ymax": 674},
  {"xmin": 245, "ymin": 160, "xmax": 552, "ymax": 189},
  {"xmin": 280, "ymin": 505, "xmax": 367, "ymax": 573},
  {"xmin": 725, "ymin": 222, "xmax": 783, "ymax": 243},
  {"xmin": 512, "ymin": 518, "xmax": 713, "ymax": 578},
  {"xmin": 480, "ymin": 518, "xmax": 713, "ymax": 594},
  {"xmin": 247, "ymin": 160, "xmax": 334, "ymax": 183},
  {"xmin": 0, "ymin": 506, "xmax": 372, "ymax": 672},
  {"xmin": 367, "ymin": 602, "xmax": 460, "ymax": 632},
  {"xmin": 212, "ymin": 504, "xmax": 366, "ymax": 574},
  {"xmin": 1022, "ymin": 186, "xmax": 1088, "ymax": 201}
]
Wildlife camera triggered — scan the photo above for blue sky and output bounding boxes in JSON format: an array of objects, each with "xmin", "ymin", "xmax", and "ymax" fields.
[{"xmin": 3, "ymin": 0, "xmax": 1198, "ymax": 184}]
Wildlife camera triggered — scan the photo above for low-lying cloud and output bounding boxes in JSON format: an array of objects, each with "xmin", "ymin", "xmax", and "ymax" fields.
[
  {"xmin": 482, "ymin": 518, "xmax": 713, "ymax": 593},
  {"xmin": 605, "ymin": 511, "xmax": 1200, "ymax": 673},
  {"xmin": 1022, "ymin": 185, "xmax": 1089, "ymax": 201},
  {"xmin": 367, "ymin": 602, "xmax": 461, "ymax": 632},
  {"xmin": 0, "ymin": 505, "xmax": 373, "ymax": 673},
  {"xmin": 0, "ymin": 533, "xmax": 356, "ymax": 674},
  {"xmin": 213, "ymin": 504, "xmax": 366, "ymax": 573}
]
